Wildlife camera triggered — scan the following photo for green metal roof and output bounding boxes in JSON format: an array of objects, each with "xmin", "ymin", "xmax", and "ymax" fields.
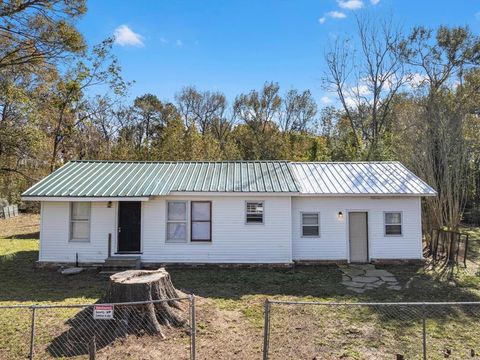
[{"xmin": 22, "ymin": 161, "xmax": 300, "ymax": 197}]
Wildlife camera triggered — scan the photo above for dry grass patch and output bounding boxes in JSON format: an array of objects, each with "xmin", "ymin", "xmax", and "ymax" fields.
[{"xmin": 2, "ymin": 215, "xmax": 480, "ymax": 359}]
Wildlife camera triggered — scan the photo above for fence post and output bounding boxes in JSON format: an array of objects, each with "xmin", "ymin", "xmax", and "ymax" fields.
[
  {"xmin": 262, "ymin": 299, "xmax": 271, "ymax": 360},
  {"xmin": 29, "ymin": 306, "xmax": 36, "ymax": 360},
  {"xmin": 89, "ymin": 335, "xmax": 96, "ymax": 360},
  {"xmin": 422, "ymin": 303, "xmax": 427, "ymax": 360},
  {"xmin": 190, "ymin": 294, "xmax": 196, "ymax": 360}
]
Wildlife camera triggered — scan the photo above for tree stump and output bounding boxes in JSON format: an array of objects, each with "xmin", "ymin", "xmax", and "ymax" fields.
[{"xmin": 103, "ymin": 268, "xmax": 187, "ymax": 339}]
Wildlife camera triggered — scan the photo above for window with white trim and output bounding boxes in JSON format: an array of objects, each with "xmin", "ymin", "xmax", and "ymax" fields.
[
  {"xmin": 70, "ymin": 202, "xmax": 90, "ymax": 242},
  {"xmin": 385, "ymin": 212, "xmax": 402, "ymax": 236},
  {"xmin": 191, "ymin": 201, "xmax": 212, "ymax": 241},
  {"xmin": 246, "ymin": 201, "xmax": 264, "ymax": 224},
  {"xmin": 166, "ymin": 201, "xmax": 187, "ymax": 242},
  {"xmin": 301, "ymin": 212, "xmax": 320, "ymax": 237}
]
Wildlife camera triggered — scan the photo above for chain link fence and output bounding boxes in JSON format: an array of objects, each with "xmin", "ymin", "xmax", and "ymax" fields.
[
  {"xmin": 3, "ymin": 298, "xmax": 480, "ymax": 359},
  {"xmin": 263, "ymin": 300, "xmax": 480, "ymax": 360},
  {"xmin": 0, "ymin": 296, "xmax": 196, "ymax": 360}
]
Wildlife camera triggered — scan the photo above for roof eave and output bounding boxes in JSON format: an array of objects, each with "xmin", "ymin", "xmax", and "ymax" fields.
[
  {"xmin": 21, "ymin": 196, "xmax": 151, "ymax": 202},
  {"xmin": 295, "ymin": 192, "xmax": 437, "ymax": 197}
]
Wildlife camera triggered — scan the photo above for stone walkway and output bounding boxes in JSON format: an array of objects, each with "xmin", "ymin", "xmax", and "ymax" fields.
[{"xmin": 339, "ymin": 264, "xmax": 402, "ymax": 293}]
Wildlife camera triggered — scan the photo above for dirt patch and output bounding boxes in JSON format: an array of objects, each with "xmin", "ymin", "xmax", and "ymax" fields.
[
  {"xmin": 92, "ymin": 296, "xmax": 261, "ymax": 360},
  {"xmin": 0, "ymin": 214, "xmax": 39, "ymax": 239}
]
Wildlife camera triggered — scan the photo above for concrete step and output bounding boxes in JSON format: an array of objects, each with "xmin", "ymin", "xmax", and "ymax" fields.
[{"xmin": 103, "ymin": 256, "xmax": 141, "ymax": 270}]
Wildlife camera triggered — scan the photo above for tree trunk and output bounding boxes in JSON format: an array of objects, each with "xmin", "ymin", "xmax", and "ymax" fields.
[{"xmin": 103, "ymin": 268, "xmax": 187, "ymax": 339}]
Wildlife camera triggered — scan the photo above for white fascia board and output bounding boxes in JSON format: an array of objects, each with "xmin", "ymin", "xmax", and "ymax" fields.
[
  {"xmin": 167, "ymin": 191, "xmax": 299, "ymax": 197},
  {"xmin": 294, "ymin": 193, "xmax": 437, "ymax": 197},
  {"xmin": 21, "ymin": 196, "xmax": 151, "ymax": 202}
]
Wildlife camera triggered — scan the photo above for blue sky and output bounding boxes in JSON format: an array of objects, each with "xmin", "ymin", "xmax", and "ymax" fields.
[{"xmin": 78, "ymin": 0, "xmax": 480, "ymax": 104}]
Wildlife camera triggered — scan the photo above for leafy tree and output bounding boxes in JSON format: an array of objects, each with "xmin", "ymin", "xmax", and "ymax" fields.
[
  {"xmin": 0, "ymin": 0, "xmax": 86, "ymax": 71},
  {"xmin": 42, "ymin": 38, "xmax": 128, "ymax": 171}
]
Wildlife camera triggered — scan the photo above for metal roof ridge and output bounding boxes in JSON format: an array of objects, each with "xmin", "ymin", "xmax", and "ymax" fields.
[
  {"xmin": 291, "ymin": 161, "xmax": 401, "ymax": 164},
  {"xmin": 69, "ymin": 160, "xmax": 291, "ymax": 163}
]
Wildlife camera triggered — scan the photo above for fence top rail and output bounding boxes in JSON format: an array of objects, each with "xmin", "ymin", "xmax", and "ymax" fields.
[
  {"xmin": 0, "ymin": 296, "xmax": 192, "ymax": 309},
  {"xmin": 267, "ymin": 300, "xmax": 480, "ymax": 306}
]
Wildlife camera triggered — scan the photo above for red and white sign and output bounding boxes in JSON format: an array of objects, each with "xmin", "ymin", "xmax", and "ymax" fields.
[{"xmin": 93, "ymin": 305, "xmax": 114, "ymax": 320}]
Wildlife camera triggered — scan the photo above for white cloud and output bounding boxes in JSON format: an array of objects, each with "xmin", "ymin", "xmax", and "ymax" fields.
[
  {"xmin": 327, "ymin": 11, "xmax": 347, "ymax": 19},
  {"xmin": 337, "ymin": 0, "xmax": 364, "ymax": 10},
  {"xmin": 160, "ymin": 37, "xmax": 168, "ymax": 44},
  {"xmin": 319, "ymin": 11, "xmax": 347, "ymax": 24},
  {"xmin": 355, "ymin": 84, "xmax": 370, "ymax": 96},
  {"xmin": 114, "ymin": 25, "xmax": 144, "ymax": 47},
  {"xmin": 176, "ymin": 39, "xmax": 183, "ymax": 47},
  {"xmin": 344, "ymin": 96, "xmax": 357, "ymax": 108},
  {"xmin": 407, "ymin": 73, "xmax": 429, "ymax": 87},
  {"xmin": 370, "ymin": 0, "xmax": 380, "ymax": 5},
  {"xmin": 320, "ymin": 96, "xmax": 333, "ymax": 104}
]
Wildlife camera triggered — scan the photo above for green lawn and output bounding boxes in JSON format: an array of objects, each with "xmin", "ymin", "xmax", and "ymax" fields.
[{"xmin": 2, "ymin": 215, "xmax": 480, "ymax": 359}]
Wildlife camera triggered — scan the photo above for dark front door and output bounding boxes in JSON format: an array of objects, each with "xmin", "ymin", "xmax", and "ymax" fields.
[{"xmin": 118, "ymin": 201, "xmax": 141, "ymax": 253}]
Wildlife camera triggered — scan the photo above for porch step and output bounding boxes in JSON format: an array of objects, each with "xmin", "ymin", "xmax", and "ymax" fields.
[{"xmin": 103, "ymin": 256, "xmax": 141, "ymax": 270}]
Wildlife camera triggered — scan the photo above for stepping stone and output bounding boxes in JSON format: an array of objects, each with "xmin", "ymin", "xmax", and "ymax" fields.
[
  {"xmin": 342, "ymin": 268, "xmax": 365, "ymax": 276},
  {"xmin": 365, "ymin": 269, "xmax": 394, "ymax": 277},
  {"xmin": 351, "ymin": 276, "xmax": 379, "ymax": 283},
  {"xmin": 388, "ymin": 285, "xmax": 402, "ymax": 291},
  {"xmin": 342, "ymin": 281, "xmax": 365, "ymax": 288},
  {"xmin": 381, "ymin": 276, "xmax": 397, "ymax": 282},
  {"xmin": 346, "ymin": 287, "xmax": 366, "ymax": 293},
  {"xmin": 61, "ymin": 267, "xmax": 84, "ymax": 275},
  {"xmin": 349, "ymin": 264, "xmax": 375, "ymax": 270},
  {"xmin": 342, "ymin": 275, "xmax": 352, "ymax": 281},
  {"xmin": 372, "ymin": 280, "xmax": 385, "ymax": 286}
]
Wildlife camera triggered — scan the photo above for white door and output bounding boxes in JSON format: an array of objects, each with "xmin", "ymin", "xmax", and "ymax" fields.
[{"xmin": 349, "ymin": 212, "xmax": 368, "ymax": 263}]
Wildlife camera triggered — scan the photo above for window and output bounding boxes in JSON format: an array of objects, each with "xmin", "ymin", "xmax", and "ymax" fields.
[
  {"xmin": 385, "ymin": 212, "xmax": 402, "ymax": 236},
  {"xmin": 302, "ymin": 213, "xmax": 320, "ymax": 237},
  {"xmin": 70, "ymin": 202, "xmax": 90, "ymax": 242},
  {"xmin": 246, "ymin": 201, "xmax": 264, "ymax": 224},
  {"xmin": 167, "ymin": 201, "xmax": 187, "ymax": 242},
  {"xmin": 191, "ymin": 201, "xmax": 211, "ymax": 241}
]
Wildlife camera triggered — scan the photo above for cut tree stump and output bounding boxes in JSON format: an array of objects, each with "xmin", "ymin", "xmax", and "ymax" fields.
[{"xmin": 103, "ymin": 268, "xmax": 187, "ymax": 339}]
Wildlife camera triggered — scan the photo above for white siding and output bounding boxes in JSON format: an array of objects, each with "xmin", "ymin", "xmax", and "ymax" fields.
[
  {"xmin": 140, "ymin": 196, "xmax": 292, "ymax": 263},
  {"xmin": 39, "ymin": 196, "xmax": 292, "ymax": 264},
  {"xmin": 292, "ymin": 196, "xmax": 423, "ymax": 261},
  {"xmin": 39, "ymin": 195, "xmax": 422, "ymax": 264},
  {"xmin": 40, "ymin": 201, "xmax": 116, "ymax": 263}
]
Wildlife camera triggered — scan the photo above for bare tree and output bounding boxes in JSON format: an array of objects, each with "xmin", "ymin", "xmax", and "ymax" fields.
[
  {"xmin": 233, "ymin": 81, "xmax": 282, "ymax": 133},
  {"xmin": 175, "ymin": 86, "xmax": 226, "ymax": 134},
  {"xmin": 323, "ymin": 15, "xmax": 409, "ymax": 159},
  {"xmin": 399, "ymin": 26, "xmax": 480, "ymax": 232},
  {"xmin": 280, "ymin": 89, "xmax": 317, "ymax": 132}
]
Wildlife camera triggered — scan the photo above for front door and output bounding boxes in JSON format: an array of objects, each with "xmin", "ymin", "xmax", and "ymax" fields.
[
  {"xmin": 118, "ymin": 201, "xmax": 141, "ymax": 253},
  {"xmin": 349, "ymin": 212, "xmax": 368, "ymax": 263}
]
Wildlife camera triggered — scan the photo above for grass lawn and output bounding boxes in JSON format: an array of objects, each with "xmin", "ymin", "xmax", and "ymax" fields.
[{"xmin": 1, "ymin": 215, "xmax": 480, "ymax": 359}]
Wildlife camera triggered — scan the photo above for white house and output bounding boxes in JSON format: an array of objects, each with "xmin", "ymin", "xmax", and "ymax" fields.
[{"xmin": 21, "ymin": 160, "xmax": 436, "ymax": 266}]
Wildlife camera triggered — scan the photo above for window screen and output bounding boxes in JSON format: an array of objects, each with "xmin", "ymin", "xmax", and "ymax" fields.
[
  {"xmin": 191, "ymin": 201, "xmax": 211, "ymax": 241},
  {"xmin": 70, "ymin": 202, "xmax": 90, "ymax": 241},
  {"xmin": 385, "ymin": 212, "xmax": 402, "ymax": 235},
  {"xmin": 302, "ymin": 213, "xmax": 320, "ymax": 237},
  {"xmin": 246, "ymin": 201, "xmax": 264, "ymax": 224},
  {"xmin": 167, "ymin": 201, "xmax": 187, "ymax": 242}
]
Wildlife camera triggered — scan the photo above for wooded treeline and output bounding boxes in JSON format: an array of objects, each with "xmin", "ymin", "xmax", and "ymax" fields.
[{"xmin": 1, "ymin": 1, "xmax": 480, "ymax": 233}]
